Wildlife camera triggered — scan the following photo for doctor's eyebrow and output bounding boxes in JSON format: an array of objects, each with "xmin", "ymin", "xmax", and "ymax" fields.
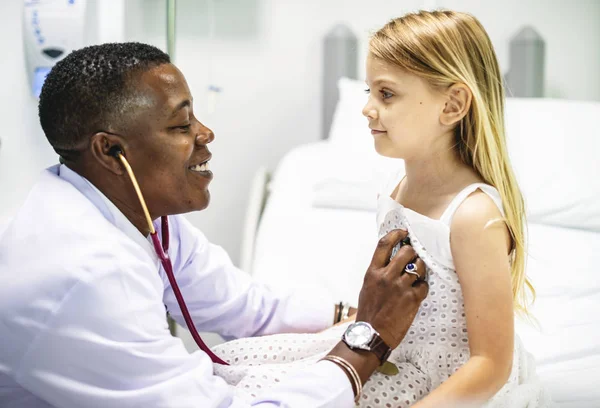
[{"xmin": 169, "ymin": 99, "xmax": 192, "ymax": 117}]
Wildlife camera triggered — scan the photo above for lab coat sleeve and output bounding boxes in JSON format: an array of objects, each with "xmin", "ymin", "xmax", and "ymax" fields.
[
  {"xmin": 162, "ymin": 215, "xmax": 336, "ymax": 339},
  {"xmin": 16, "ymin": 267, "xmax": 354, "ymax": 408}
]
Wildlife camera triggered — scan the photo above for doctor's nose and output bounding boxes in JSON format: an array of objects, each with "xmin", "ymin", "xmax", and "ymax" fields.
[{"xmin": 195, "ymin": 126, "xmax": 215, "ymax": 146}]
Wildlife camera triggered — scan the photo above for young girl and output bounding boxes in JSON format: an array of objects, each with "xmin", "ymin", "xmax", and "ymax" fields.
[{"xmin": 214, "ymin": 10, "xmax": 550, "ymax": 407}]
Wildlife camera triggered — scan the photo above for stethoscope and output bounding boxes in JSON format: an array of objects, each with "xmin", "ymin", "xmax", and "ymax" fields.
[{"xmin": 110, "ymin": 146, "xmax": 228, "ymax": 365}]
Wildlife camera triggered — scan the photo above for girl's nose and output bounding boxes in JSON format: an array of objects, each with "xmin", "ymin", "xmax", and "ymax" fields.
[{"xmin": 362, "ymin": 102, "xmax": 378, "ymax": 120}]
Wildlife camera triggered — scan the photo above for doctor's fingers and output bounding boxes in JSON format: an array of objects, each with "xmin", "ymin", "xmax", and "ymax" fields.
[
  {"xmin": 388, "ymin": 257, "xmax": 428, "ymax": 307},
  {"xmin": 383, "ymin": 244, "xmax": 417, "ymax": 277},
  {"xmin": 370, "ymin": 229, "xmax": 410, "ymax": 269},
  {"xmin": 390, "ymin": 256, "xmax": 426, "ymax": 284},
  {"xmin": 411, "ymin": 278, "xmax": 429, "ymax": 302}
]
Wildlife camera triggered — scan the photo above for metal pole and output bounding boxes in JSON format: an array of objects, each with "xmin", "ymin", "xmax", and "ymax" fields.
[
  {"xmin": 166, "ymin": 0, "xmax": 176, "ymax": 61},
  {"xmin": 166, "ymin": 0, "xmax": 178, "ymax": 339}
]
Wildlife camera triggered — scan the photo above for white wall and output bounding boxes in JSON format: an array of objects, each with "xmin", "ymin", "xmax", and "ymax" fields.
[
  {"xmin": 0, "ymin": 0, "xmax": 57, "ymax": 222},
  {"xmin": 0, "ymin": 0, "xmax": 125, "ymax": 223},
  {"xmin": 2, "ymin": 0, "xmax": 599, "ymax": 259}
]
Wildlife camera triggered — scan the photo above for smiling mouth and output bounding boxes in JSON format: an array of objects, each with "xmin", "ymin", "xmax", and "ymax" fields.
[{"xmin": 188, "ymin": 158, "xmax": 211, "ymax": 173}]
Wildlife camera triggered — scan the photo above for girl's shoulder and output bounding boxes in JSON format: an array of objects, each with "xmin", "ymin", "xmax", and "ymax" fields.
[
  {"xmin": 449, "ymin": 186, "xmax": 512, "ymax": 257},
  {"xmin": 439, "ymin": 183, "xmax": 504, "ymax": 227}
]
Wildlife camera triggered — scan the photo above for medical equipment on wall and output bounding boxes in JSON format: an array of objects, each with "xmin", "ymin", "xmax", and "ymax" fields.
[
  {"xmin": 109, "ymin": 145, "xmax": 228, "ymax": 365},
  {"xmin": 23, "ymin": 0, "xmax": 87, "ymax": 98}
]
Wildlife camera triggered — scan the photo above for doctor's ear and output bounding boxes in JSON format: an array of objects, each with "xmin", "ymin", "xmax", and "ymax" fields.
[
  {"xmin": 440, "ymin": 83, "xmax": 472, "ymax": 127},
  {"xmin": 90, "ymin": 132, "xmax": 128, "ymax": 176}
]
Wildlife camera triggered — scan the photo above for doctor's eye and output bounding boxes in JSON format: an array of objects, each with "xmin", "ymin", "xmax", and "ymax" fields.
[
  {"xmin": 173, "ymin": 124, "xmax": 192, "ymax": 132},
  {"xmin": 364, "ymin": 88, "xmax": 371, "ymax": 94}
]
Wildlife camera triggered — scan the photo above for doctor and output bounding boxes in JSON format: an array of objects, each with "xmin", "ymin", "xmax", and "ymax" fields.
[{"xmin": 0, "ymin": 43, "xmax": 428, "ymax": 407}]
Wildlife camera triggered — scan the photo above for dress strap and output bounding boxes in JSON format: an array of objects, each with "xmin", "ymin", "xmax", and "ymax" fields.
[{"xmin": 439, "ymin": 183, "xmax": 504, "ymax": 227}]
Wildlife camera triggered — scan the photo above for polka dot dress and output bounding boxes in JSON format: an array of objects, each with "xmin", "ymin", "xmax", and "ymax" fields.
[{"xmin": 213, "ymin": 186, "xmax": 551, "ymax": 407}]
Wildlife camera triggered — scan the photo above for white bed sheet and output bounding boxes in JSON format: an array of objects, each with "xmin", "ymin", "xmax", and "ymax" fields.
[
  {"xmin": 516, "ymin": 223, "xmax": 600, "ymax": 407},
  {"xmin": 251, "ymin": 142, "xmax": 600, "ymax": 407}
]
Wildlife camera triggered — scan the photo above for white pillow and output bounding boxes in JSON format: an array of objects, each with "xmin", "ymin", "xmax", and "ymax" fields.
[
  {"xmin": 516, "ymin": 223, "xmax": 600, "ymax": 406},
  {"xmin": 505, "ymin": 98, "xmax": 600, "ymax": 232},
  {"xmin": 324, "ymin": 77, "xmax": 404, "ymax": 206}
]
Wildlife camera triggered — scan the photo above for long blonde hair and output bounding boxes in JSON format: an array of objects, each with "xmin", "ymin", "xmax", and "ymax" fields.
[{"xmin": 370, "ymin": 10, "xmax": 534, "ymax": 314}]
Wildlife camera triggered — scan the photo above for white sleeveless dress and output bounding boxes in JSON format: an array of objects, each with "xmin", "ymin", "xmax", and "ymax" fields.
[{"xmin": 213, "ymin": 181, "xmax": 551, "ymax": 407}]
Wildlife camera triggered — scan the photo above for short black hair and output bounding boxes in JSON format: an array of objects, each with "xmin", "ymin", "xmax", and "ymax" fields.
[{"xmin": 39, "ymin": 42, "xmax": 170, "ymax": 157}]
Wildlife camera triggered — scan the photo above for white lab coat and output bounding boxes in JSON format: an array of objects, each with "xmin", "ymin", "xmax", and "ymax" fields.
[{"xmin": 0, "ymin": 165, "xmax": 354, "ymax": 407}]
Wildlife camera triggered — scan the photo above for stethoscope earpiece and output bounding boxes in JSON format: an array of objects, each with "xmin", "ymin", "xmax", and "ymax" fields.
[{"xmin": 108, "ymin": 145, "xmax": 124, "ymax": 158}]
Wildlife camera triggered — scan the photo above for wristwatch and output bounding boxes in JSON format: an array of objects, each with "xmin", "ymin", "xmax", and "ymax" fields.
[{"xmin": 342, "ymin": 321, "xmax": 392, "ymax": 364}]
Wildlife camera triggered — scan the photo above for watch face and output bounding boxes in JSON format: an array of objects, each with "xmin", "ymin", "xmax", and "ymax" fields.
[{"xmin": 345, "ymin": 322, "xmax": 373, "ymax": 348}]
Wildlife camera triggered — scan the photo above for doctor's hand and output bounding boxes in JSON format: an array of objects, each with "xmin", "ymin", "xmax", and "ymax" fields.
[
  {"xmin": 355, "ymin": 228, "xmax": 428, "ymax": 349},
  {"xmin": 325, "ymin": 229, "xmax": 428, "ymax": 394}
]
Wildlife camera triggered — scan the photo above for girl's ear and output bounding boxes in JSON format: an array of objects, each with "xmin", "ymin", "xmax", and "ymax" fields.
[{"xmin": 440, "ymin": 83, "xmax": 472, "ymax": 127}]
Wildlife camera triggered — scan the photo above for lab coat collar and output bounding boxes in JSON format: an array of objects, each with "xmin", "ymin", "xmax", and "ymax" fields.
[{"xmin": 49, "ymin": 164, "xmax": 159, "ymax": 263}]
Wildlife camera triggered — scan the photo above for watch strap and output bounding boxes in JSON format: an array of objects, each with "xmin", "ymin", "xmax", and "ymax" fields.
[{"xmin": 368, "ymin": 335, "xmax": 392, "ymax": 364}]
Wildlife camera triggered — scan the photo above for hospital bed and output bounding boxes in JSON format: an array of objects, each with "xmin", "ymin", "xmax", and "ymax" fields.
[{"xmin": 241, "ymin": 24, "xmax": 600, "ymax": 407}]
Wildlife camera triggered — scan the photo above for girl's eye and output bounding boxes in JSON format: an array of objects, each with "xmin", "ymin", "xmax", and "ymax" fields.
[
  {"xmin": 381, "ymin": 90, "xmax": 393, "ymax": 99},
  {"xmin": 364, "ymin": 88, "xmax": 371, "ymax": 94},
  {"xmin": 175, "ymin": 124, "xmax": 191, "ymax": 131}
]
